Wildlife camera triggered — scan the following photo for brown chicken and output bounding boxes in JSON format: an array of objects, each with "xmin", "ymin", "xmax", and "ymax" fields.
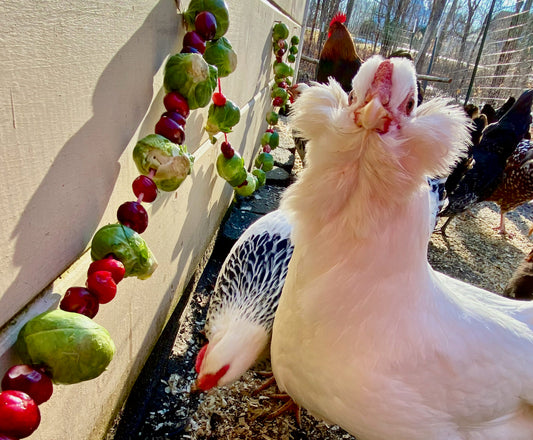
[
  {"xmin": 486, "ymin": 138, "xmax": 533, "ymax": 235},
  {"xmin": 315, "ymin": 12, "xmax": 362, "ymax": 93}
]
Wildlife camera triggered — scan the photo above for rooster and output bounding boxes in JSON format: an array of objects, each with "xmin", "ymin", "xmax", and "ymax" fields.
[
  {"xmin": 271, "ymin": 56, "xmax": 533, "ymax": 440},
  {"xmin": 316, "ymin": 12, "xmax": 362, "ymax": 93},
  {"xmin": 194, "ymin": 209, "xmax": 293, "ymax": 391}
]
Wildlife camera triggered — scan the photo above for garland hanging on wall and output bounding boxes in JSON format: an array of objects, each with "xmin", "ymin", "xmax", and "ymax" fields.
[{"xmin": 0, "ymin": 1, "xmax": 300, "ymax": 437}]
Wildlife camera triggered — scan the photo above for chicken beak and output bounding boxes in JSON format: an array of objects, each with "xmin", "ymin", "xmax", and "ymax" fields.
[{"xmin": 355, "ymin": 97, "xmax": 391, "ymax": 133}]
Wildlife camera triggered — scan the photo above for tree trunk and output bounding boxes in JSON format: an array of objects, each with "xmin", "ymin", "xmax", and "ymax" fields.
[
  {"xmin": 488, "ymin": 0, "xmax": 532, "ymax": 94},
  {"xmin": 435, "ymin": 0, "xmax": 459, "ymax": 56},
  {"xmin": 415, "ymin": 0, "xmax": 448, "ymax": 72}
]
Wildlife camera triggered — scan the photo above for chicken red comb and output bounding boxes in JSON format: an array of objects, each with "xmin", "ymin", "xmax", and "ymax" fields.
[{"xmin": 329, "ymin": 12, "xmax": 346, "ymax": 27}]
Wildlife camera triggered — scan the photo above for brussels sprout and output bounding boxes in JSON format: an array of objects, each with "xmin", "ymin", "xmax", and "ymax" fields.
[
  {"xmin": 269, "ymin": 131, "xmax": 280, "ymax": 149},
  {"xmin": 287, "ymin": 54, "xmax": 296, "ymax": 63},
  {"xmin": 164, "ymin": 53, "xmax": 218, "ymax": 109},
  {"xmin": 91, "ymin": 224, "xmax": 158, "ymax": 280},
  {"xmin": 16, "ymin": 310, "xmax": 115, "ymax": 384},
  {"xmin": 261, "ymin": 132, "xmax": 272, "ymax": 146},
  {"xmin": 289, "ymin": 45, "xmax": 299, "ymax": 54},
  {"xmin": 291, "ymin": 35, "xmax": 300, "ymax": 45},
  {"xmin": 255, "ymin": 152, "xmax": 274, "ymax": 172},
  {"xmin": 272, "ymin": 22, "xmax": 289, "ymax": 41},
  {"xmin": 271, "ymin": 86, "xmax": 289, "ymax": 102},
  {"xmin": 184, "ymin": 0, "xmax": 229, "ymax": 39},
  {"xmin": 216, "ymin": 152, "xmax": 247, "ymax": 186},
  {"xmin": 252, "ymin": 168, "xmax": 266, "ymax": 187},
  {"xmin": 205, "ymin": 99, "xmax": 241, "ymax": 140},
  {"xmin": 234, "ymin": 172, "xmax": 257, "ymax": 196},
  {"xmin": 266, "ymin": 111, "xmax": 279, "ymax": 126},
  {"xmin": 273, "ymin": 62, "xmax": 293, "ymax": 78},
  {"xmin": 203, "ymin": 37, "xmax": 237, "ymax": 78},
  {"xmin": 133, "ymin": 134, "xmax": 193, "ymax": 192}
]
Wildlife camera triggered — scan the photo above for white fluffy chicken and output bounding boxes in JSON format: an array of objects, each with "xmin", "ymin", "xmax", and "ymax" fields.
[
  {"xmin": 270, "ymin": 55, "xmax": 533, "ymax": 440},
  {"xmin": 194, "ymin": 209, "xmax": 293, "ymax": 391}
]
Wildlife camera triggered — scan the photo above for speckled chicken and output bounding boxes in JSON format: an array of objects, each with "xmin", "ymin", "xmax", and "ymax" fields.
[
  {"xmin": 486, "ymin": 139, "xmax": 533, "ymax": 235},
  {"xmin": 271, "ymin": 55, "xmax": 533, "ymax": 440},
  {"xmin": 194, "ymin": 209, "xmax": 293, "ymax": 391},
  {"xmin": 438, "ymin": 89, "xmax": 533, "ymax": 235}
]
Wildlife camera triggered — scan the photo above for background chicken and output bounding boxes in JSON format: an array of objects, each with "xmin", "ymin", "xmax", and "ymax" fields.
[
  {"xmin": 485, "ymin": 138, "xmax": 533, "ymax": 235},
  {"xmin": 437, "ymin": 89, "xmax": 533, "ymax": 235},
  {"xmin": 504, "ymin": 228, "xmax": 533, "ymax": 300},
  {"xmin": 290, "ymin": 11, "xmax": 362, "ymax": 163},
  {"xmin": 271, "ymin": 56, "xmax": 533, "ymax": 440},
  {"xmin": 194, "ymin": 209, "xmax": 293, "ymax": 391},
  {"xmin": 315, "ymin": 12, "xmax": 362, "ymax": 93}
]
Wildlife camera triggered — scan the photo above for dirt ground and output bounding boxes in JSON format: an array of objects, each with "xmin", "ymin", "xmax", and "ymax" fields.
[{"xmin": 109, "ymin": 117, "xmax": 533, "ymax": 440}]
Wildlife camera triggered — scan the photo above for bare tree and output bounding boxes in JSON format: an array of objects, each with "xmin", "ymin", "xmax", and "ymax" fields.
[
  {"xmin": 415, "ymin": 0, "xmax": 448, "ymax": 72},
  {"xmin": 489, "ymin": 0, "xmax": 532, "ymax": 94},
  {"xmin": 435, "ymin": 0, "xmax": 459, "ymax": 57}
]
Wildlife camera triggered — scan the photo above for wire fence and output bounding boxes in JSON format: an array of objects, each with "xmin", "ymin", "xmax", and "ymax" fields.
[{"xmin": 297, "ymin": 0, "xmax": 533, "ymax": 107}]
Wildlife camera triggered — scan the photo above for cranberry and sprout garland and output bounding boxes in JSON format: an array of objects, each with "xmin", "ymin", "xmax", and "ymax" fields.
[
  {"xmin": 0, "ymin": 2, "xmax": 239, "ymax": 438},
  {"xmin": 254, "ymin": 23, "xmax": 299, "ymax": 192}
]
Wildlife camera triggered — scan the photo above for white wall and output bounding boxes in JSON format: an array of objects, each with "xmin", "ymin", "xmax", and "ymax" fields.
[{"xmin": 0, "ymin": 0, "xmax": 307, "ymax": 438}]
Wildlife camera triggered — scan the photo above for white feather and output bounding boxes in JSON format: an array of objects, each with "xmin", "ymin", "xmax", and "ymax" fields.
[{"xmin": 271, "ymin": 56, "xmax": 533, "ymax": 440}]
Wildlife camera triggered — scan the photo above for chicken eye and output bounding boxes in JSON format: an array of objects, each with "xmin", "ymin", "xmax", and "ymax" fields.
[
  {"xmin": 406, "ymin": 98, "xmax": 415, "ymax": 114},
  {"xmin": 348, "ymin": 92, "xmax": 355, "ymax": 105}
]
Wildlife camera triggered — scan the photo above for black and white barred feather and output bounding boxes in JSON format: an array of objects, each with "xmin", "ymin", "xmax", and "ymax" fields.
[{"xmin": 205, "ymin": 209, "xmax": 293, "ymax": 338}]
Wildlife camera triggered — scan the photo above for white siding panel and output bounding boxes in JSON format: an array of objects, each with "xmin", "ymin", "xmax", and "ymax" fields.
[{"xmin": 0, "ymin": 0, "xmax": 307, "ymax": 438}]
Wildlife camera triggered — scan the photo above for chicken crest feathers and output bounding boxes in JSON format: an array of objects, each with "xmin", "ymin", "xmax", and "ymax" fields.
[{"xmin": 286, "ymin": 56, "xmax": 469, "ymax": 241}]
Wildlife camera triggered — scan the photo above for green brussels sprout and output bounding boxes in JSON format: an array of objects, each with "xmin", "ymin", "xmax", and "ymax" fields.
[
  {"xmin": 269, "ymin": 131, "xmax": 280, "ymax": 148},
  {"xmin": 16, "ymin": 310, "xmax": 115, "ymax": 384},
  {"xmin": 216, "ymin": 152, "xmax": 247, "ymax": 186},
  {"xmin": 91, "ymin": 224, "xmax": 158, "ymax": 280},
  {"xmin": 273, "ymin": 62, "xmax": 293, "ymax": 78},
  {"xmin": 287, "ymin": 54, "xmax": 296, "ymax": 63},
  {"xmin": 255, "ymin": 152, "xmax": 274, "ymax": 172},
  {"xmin": 205, "ymin": 99, "xmax": 241, "ymax": 139},
  {"xmin": 133, "ymin": 134, "xmax": 194, "ymax": 192},
  {"xmin": 289, "ymin": 45, "xmax": 299, "ymax": 54},
  {"xmin": 234, "ymin": 172, "xmax": 257, "ymax": 196},
  {"xmin": 184, "ymin": 0, "xmax": 229, "ymax": 39},
  {"xmin": 271, "ymin": 86, "xmax": 289, "ymax": 102},
  {"xmin": 164, "ymin": 53, "xmax": 218, "ymax": 109},
  {"xmin": 266, "ymin": 111, "xmax": 279, "ymax": 126},
  {"xmin": 261, "ymin": 132, "xmax": 272, "ymax": 146},
  {"xmin": 291, "ymin": 35, "xmax": 300, "ymax": 45},
  {"xmin": 252, "ymin": 168, "xmax": 266, "ymax": 187},
  {"xmin": 203, "ymin": 37, "xmax": 237, "ymax": 78},
  {"xmin": 272, "ymin": 22, "xmax": 289, "ymax": 41}
]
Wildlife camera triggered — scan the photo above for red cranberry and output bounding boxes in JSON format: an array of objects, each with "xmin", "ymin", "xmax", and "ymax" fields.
[
  {"xmin": 88, "ymin": 257, "xmax": 125, "ymax": 284},
  {"xmin": 86, "ymin": 271, "xmax": 117, "ymax": 304},
  {"xmin": 163, "ymin": 92, "xmax": 190, "ymax": 117},
  {"xmin": 181, "ymin": 46, "xmax": 200, "ymax": 54},
  {"xmin": 155, "ymin": 116, "xmax": 185, "ymax": 145},
  {"xmin": 0, "ymin": 390, "xmax": 40, "ymax": 438},
  {"xmin": 117, "ymin": 201, "xmax": 149, "ymax": 234},
  {"xmin": 162, "ymin": 110, "xmax": 187, "ymax": 127},
  {"xmin": 183, "ymin": 31, "xmax": 206, "ymax": 54},
  {"xmin": 132, "ymin": 175, "xmax": 158, "ymax": 203},
  {"xmin": 221, "ymin": 141, "xmax": 235, "ymax": 159},
  {"xmin": 194, "ymin": 11, "xmax": 217, "ymax": 40},
  {"xmin": 60, "ymin": 287, "xmax": 100, "ymax": 318},
  {"xmin": 1, "ymin": 365, "xmax": 53, "ymax": 405},
  {"xmin": 273, "ymin": 97, "xmax": 284, "ymax": 107},
  {"xmin": 212, "ymin": 92, "xmax": 227, "ymax": 107}
]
